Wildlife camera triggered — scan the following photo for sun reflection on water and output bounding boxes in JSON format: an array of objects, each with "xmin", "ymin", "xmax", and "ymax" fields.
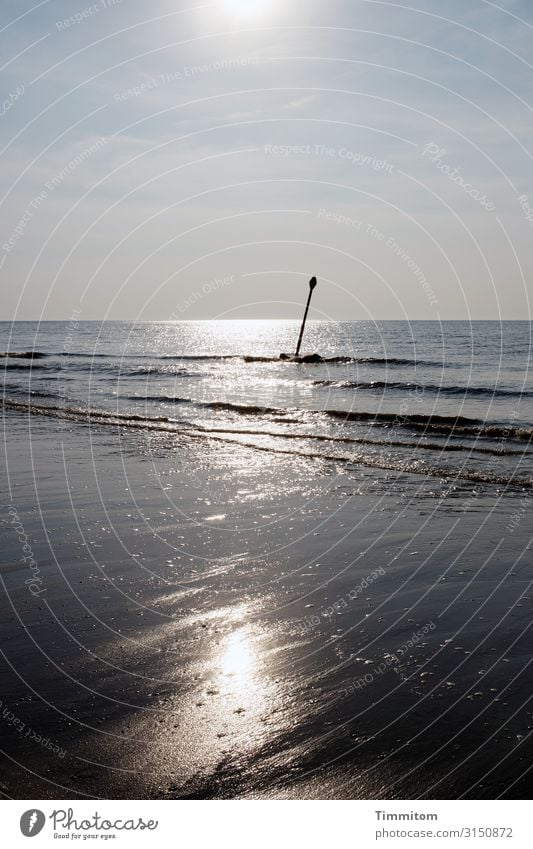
[
  {"xmin": 221, "ymin": 627, "xmax": 255, "ymax": 686},
  {"xmin": 210, "ymin": 618, "xmax": 276, "ymax": 730}
]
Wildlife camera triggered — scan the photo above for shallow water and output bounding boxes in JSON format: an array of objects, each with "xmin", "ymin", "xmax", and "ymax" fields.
[
  {"xmin": 1, "ymin": 418, "xmax": 532, "ymax": 800},
  {"xmin": 2, "ymin": 320, "xmax": 533, "ymax": 800},
  {"xmin": 2, "ymin": 320, "xmax": 532, "ymax": 491}
]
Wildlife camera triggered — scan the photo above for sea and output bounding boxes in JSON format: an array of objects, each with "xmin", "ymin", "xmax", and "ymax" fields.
[
  {"xmin": 2, "ymin": 319, "xmax": 533, "ymax": 800},
  {"xmin": 2, "ymin": 320, "xmax": 532, "ymax": 493}
]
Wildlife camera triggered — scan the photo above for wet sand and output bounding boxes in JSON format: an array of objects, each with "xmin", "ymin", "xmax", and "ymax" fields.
[{"xmin": 1, "ymin": 412, "xmax": 533, "ymax": 800}]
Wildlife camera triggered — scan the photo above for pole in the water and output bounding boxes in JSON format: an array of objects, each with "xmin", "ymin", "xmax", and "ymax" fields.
[
  {"xmin": 279, "ymin": 277, "xmax": 322, "ymax": 362},
  {"xmin": 295, "ymin": 276, "xmax": 317, "ymax": 357}
]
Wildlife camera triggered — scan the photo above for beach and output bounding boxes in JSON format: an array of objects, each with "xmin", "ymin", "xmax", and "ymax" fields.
[{"xmin": 1, "ymin": 320, "xmax": 533, "ymax": 799}]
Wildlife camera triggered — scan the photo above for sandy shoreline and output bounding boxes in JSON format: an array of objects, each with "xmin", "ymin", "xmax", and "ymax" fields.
[{"xmin": 1, "ymin": 412, "xmax": 532, "ymax": 799}]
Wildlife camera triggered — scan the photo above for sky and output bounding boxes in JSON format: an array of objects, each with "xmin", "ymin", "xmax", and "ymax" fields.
[{"xmin": 1, "ymin": 0, "xmax": 533, "ymax": 320}]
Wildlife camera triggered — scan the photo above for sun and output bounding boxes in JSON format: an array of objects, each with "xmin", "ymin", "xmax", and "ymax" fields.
[{"xmin": 221, "ymin": 0, "xmax": 270, "ymax": 19}]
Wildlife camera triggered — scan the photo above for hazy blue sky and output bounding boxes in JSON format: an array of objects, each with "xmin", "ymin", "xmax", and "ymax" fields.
[{"xmin": 1, "ymin": 0, "xmax": 533, "ymax": 320}]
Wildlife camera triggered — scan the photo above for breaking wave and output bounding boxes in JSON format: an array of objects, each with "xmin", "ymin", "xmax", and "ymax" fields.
[{"xmin": 3, "ymin": 396, "xmax": 532, "ymax": 488}]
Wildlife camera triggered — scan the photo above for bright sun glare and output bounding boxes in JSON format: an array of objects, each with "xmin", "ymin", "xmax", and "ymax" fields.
[{"xmin": 221, "ymin": 0, "xmax": 270, "ymax": 19}]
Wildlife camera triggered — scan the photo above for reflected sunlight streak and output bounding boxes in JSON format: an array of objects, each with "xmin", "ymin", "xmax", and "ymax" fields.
[{"xmin": 221, "ymin": 627, "xmax": 255, "ymax": 687}]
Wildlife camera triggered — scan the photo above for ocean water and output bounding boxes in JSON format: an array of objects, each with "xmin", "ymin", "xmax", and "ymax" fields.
[
  {"xmin": 2, "ymin": 320, "xmax": 532, "ymax": 491},
  {"xmin": 2, "ymin": 320, "xmax": 533, "ymax": 800}
]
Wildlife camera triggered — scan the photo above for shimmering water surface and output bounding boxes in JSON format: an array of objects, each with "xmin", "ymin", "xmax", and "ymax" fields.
[
  {"xmin": 2, "ymin": 320, "xmax": 532, "ymax": 489},
  {"xmin": 2, "ymin": 320, "xmax": 533, "ymax": 800}
]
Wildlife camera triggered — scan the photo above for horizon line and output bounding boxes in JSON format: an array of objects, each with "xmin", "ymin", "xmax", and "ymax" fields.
[{"xmin": 2, "ymin": 317, "xmax": 532, "ymax": 323}]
